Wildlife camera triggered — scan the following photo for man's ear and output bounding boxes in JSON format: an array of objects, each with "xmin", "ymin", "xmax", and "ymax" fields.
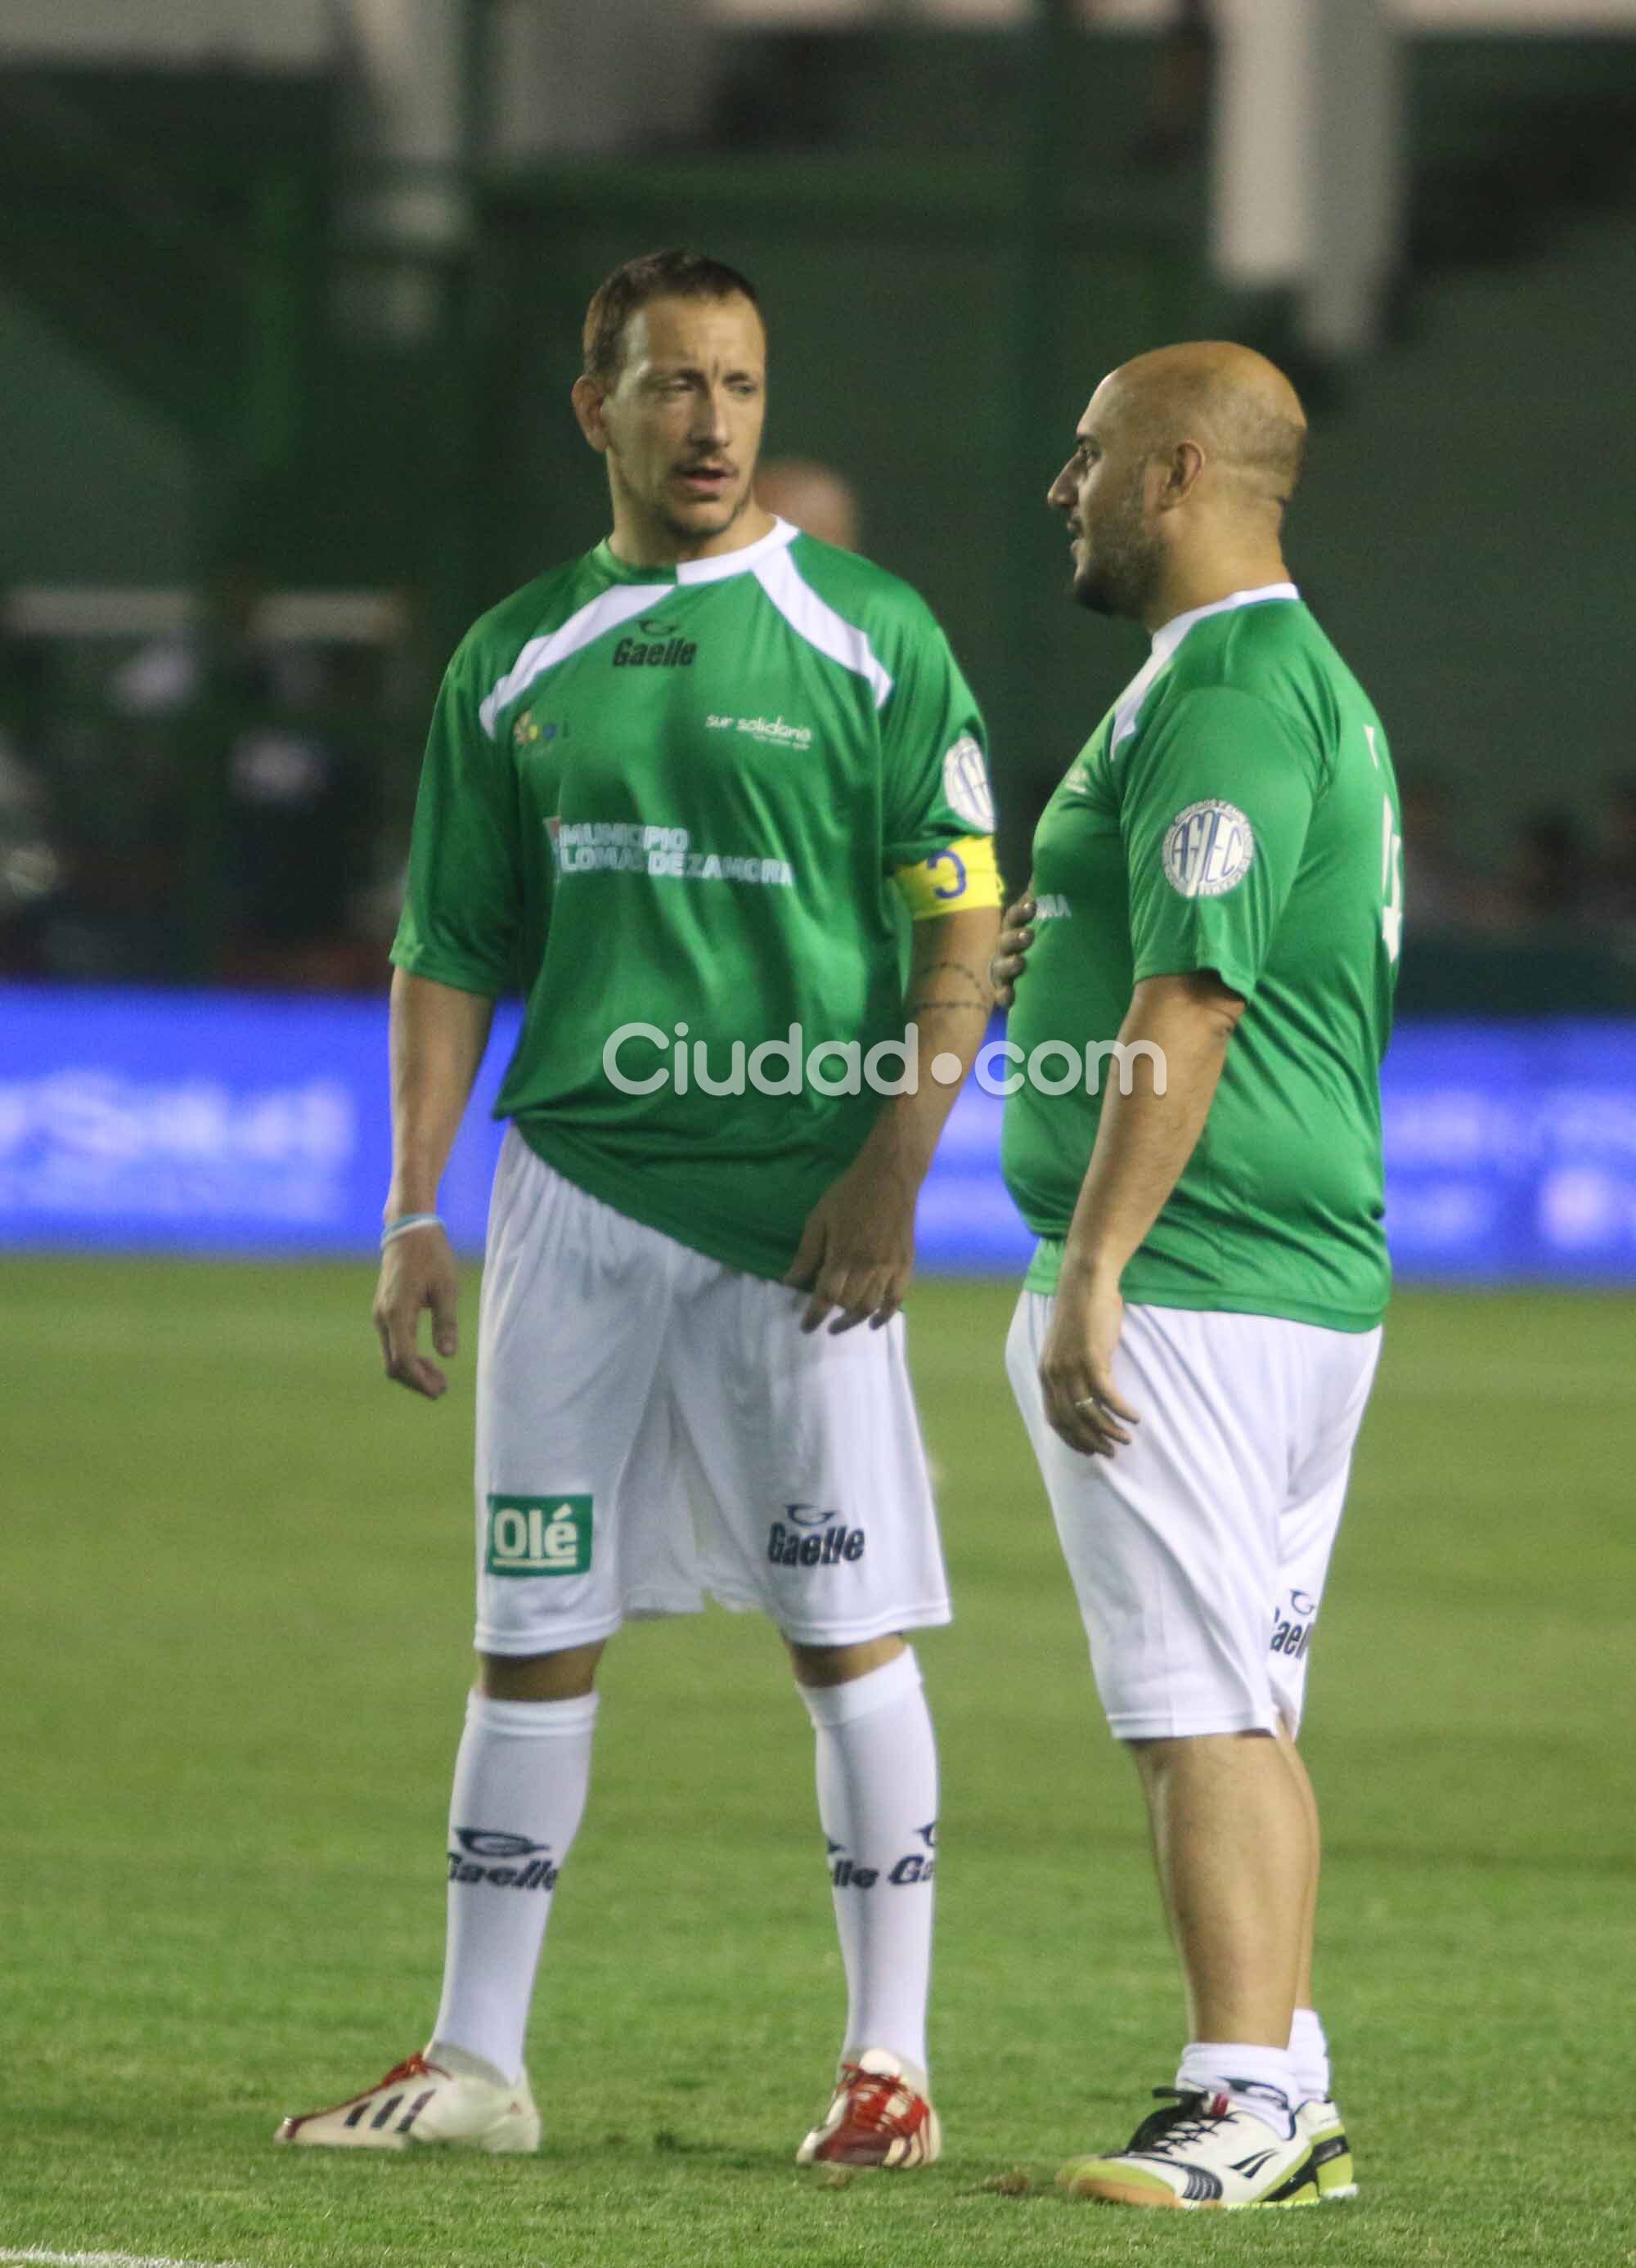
[
  {"xmin": 1159, "ymin": 439, "xmax": 1206, "ymax": 510},
  {"xmin": 571, "ymin": 375, "xmax": 610, "ymax": 456}
]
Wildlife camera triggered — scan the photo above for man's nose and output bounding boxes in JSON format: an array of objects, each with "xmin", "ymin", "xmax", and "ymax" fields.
[{"xmin": 692, "ymin": 387, "xmax": 731, "ymax": 442}]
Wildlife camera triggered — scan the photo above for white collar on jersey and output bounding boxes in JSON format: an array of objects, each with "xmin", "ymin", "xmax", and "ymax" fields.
[
  {"xmin": 1111, "ymin": 581, "xmax": 1300, "ymax": 752},
  {"xmin": 668, "ymin": 515, "xmax": 800, "ymax": 585},
  {"xmin": 1150, "ymin": 580, "xmax": 1300, "ymax": 661}
]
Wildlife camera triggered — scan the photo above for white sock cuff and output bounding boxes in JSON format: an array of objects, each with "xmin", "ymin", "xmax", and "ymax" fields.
[
  {"xmin": 797, "ymin": 1647, "xmax": 921, "ymax": 1730},
  {"xmin": 1177, "ymin": 2041, "xmax": 1297, "ymax": 2112},
  {"xmin": 465, "ymin": 1688, "xmax": 600, "ymax": 1739},
  {"xmin": 1288, "ymin": 2005, "xmax": 1330, "ymax": 2095}
]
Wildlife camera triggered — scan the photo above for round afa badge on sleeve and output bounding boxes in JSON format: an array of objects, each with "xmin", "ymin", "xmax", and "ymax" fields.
[
  {"xmin": 1162, "ymin": 800, "xmax": 1256, "ymax": 898},
  {"xmin": 943, "ymin": 734, "xmax": 996, "ymax": 832}
]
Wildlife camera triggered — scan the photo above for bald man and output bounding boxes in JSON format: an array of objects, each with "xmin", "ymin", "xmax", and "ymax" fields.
[
  {"xmin": 755, "ymin": 458, "xmax": 861, "ymax": 551},
  {"xmin": 994, "ymin": 344, "xmax": 1401, "ymax": 2209}
]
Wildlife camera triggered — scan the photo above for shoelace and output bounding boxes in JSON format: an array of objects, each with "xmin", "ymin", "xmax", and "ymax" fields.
[
  {"xmin": 371, "ymin": 2054, "xmax": 434, "ymax": 2092},
  {"xmin": 1125, "ymin": 2087, "xmax": 1228, "ymax": 2157},
  {"xmin": 833, "ymin": 2064, "xmax": 918, "ymax": 2133}
]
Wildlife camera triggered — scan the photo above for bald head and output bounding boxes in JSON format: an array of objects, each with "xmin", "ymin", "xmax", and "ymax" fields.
[
  {"xmin": 1098, "ymin": 341, "xmax": 1307, "ymax": 510},
  {"xmin": 1049, "ymin": 340, "xmax": 1306, "ymax": 627},
  {"xmin": 755, "ymin": 457, "xmax": 861, "ymax": 550}
]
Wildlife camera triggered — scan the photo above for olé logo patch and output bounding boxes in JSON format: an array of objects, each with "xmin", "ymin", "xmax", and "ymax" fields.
[
  {"xmin": 1162, "ymin": 800, "xmax": 1255, "ymax": 898},
  {"xmin": 485, "ymin": 1495, "xmax": 592, "ymax": 1576}
]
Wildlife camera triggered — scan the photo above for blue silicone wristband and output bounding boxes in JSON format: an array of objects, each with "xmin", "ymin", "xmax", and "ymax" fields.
[{"xmin": 380, "ymin": 1212, "xmax": 446, "ymax": 1248}]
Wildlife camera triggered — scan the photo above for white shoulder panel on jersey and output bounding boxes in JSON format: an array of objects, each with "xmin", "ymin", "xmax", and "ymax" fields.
[
  {"xmin": 477, "ymin": 583, "xmax": 668, "ymax": 739},
  {"xmin": 1112, "ymin": 582, "xmax": 1301, "ymax": 757},
  {"xmin": 1111, "ymin": 646, "xmax": 1171, "ymax": 756},
  {"xmin": 752, "ymin": 548, "xmax": 895, "ymax": 712},
  {"xmin": 675, "ymin": 517, "xmax": 798, "ymax": 583}
]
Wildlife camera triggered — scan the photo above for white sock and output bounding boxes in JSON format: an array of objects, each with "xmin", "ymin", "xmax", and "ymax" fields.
[
  {"xmin": 428, "ymin": 1688, "xmax": 597, "ymax": 2086},
  {"xmin": 799, "ymin": 1648, "xmax": 937, "ymax": 2087},
  {"xmin": 1288, "ymin": 2005, "xmax": 1331, "ymax": 2104},
  {"xmin": 1175, "ymin": 2041, "xmax": 1299, "ymax": 2139}
]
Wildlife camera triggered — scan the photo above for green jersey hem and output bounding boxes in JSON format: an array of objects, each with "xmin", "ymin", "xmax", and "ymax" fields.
[
  {"xmin": 516, "ymin": 1119, "xmax": 796, "ymax": 1284},
  {"xmin": 1023, "ymin": 1236, "xmax": 1384, "ymax": 1334},
  {"xmin": 389, "ymin": 940, "xmax": 508, "ymax": 999},
  {"xmin": 1131, "ymin": 948, "xmax": 1261, "ymax": 1001}
]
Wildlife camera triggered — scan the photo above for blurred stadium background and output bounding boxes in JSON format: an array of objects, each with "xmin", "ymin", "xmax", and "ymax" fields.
[
  {"xmin": 3, "ymin": 0, "xmax": 1636, "ymax": 1270},
  {"xmin": 2, "ymin": 9, "xmax": 1634, "ymax": 2265}
]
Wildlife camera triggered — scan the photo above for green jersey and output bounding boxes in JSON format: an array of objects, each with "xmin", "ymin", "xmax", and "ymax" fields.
[
  {"xmin": 392, "ymin": 518, "xmax": 995, "ymax": 1280},
  {"xmin": 1001, "ymin": 587, "xmax": 1400, "ymax": 1332}
]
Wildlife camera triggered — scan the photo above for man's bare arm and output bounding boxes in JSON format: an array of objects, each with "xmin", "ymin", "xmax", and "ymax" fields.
[
  {"xmin": 785, "ymin": 903, "xmax": 1000, "ymax": 1332},
  {"xmin": 1040, "ymin": 971, "xmax": 1246, "ymax": 1454},
  {"xmin": 373, "ymin": 969, "xmax": 497, "ymax": 1399}
]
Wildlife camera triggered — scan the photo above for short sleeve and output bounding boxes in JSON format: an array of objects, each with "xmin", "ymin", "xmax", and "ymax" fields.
[
  {"xmin": 389, "ymin": 647, "xmax": 524, "ymax": 995},
  {"xmin": 878, "ymin": 601, "xmax": 996, "ymax": 868},
  {"xmin": 1122, "ymin": 685, "xmax": 1320, "ymax": 1000}
]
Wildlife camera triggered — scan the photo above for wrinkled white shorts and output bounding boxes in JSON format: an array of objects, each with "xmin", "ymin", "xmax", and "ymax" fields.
[
  {"xmin": 472, "ymin": 1130, "xmax": 951, "ymax": 1655},
  {"xmin": 1006, "ymin": 1291, "xmax": 1381, "ymax": 1739}
]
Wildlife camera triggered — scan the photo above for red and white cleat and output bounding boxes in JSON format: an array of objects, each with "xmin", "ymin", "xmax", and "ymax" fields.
[
  {"xmin": 274, "ymin": 2052, "xmax": 540, "ymax": 2152},
  {"xmin": 796, "ymin": 2049, "xmax": 942, "ymax": 2169}
]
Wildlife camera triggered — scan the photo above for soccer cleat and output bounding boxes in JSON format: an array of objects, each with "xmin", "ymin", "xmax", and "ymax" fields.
[
  {"xmin": 796, "ymin": 2048, "xmax": 942, "ymax": 2169},
  {"xmin": 1299, "ymin": 2097, "xmax": 1357, "ymax": 2200},
  {"xmin": 1057, "ymin": 2086, "xmax": 1319, "ymax": 2210},
  {"xmin": 274, "ymin": 2052, "xmax": 541, "ymax": 2152}
]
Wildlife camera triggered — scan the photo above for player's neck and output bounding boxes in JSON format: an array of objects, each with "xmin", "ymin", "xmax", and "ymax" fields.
[
  {"xmin": 606, "ymin": 500, "xmax": 779, "ymax": 571},
  {"xmin": 1142, "ymin": 550, "xmax": 1292, "ymax": 636}
]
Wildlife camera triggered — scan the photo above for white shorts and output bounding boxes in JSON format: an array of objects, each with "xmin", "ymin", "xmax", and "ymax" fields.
[
  {"xmin": 1006, "ymin": 1292, "xmax": 1381, "ymax": 1740},
  {"xmin": 472, "ymin": 1130, "xmax": 952, "ymax": 1655}
]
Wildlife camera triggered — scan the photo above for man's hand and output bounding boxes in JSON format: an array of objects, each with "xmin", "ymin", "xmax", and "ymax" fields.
[
  {"xmin": 1039, "ymin": 1265, "xmax": 1141, "ymax": 1457},
  {"xmin": 783, "ymin": 1149, "xmax": 918, "ymax": 1335},
  {"xmin": 372, "ymin": 1225, "xmax": 460, "ymax": 1399},
  {"xmin": 990, "ymin": 888, "xmax": 1037, "ymax": 1010}
]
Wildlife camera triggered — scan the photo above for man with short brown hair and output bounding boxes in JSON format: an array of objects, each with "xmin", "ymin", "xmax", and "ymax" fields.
[{"xmin": 274, "ymin": 249, "xmax": 1000, "ymax": 2168}]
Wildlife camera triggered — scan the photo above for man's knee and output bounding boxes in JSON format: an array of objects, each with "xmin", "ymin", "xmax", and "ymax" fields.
[
  {"xmin": 1126, "ymin": 1728, "xmax": 1276, "ymax": 1784},
  {"xmin": 479, "ymin": 1640, "xmax": 606, "ymax": 1701},
  {"xmin": 787, "ymin": 1632, "xmax": 906, "ymax": 1688}
]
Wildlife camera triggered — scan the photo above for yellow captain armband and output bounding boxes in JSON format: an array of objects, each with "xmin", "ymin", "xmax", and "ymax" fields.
[{"xmin": 892, "ymin": 836, "xmax": 1003, "ymax": 921}]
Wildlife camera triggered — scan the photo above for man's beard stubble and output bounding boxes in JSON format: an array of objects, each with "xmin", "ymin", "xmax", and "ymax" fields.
[
  {"xmin": 658, "ymin": 479, "xmax": 751, "ymax": 549},
  {"xmin": 1072, "ymin": 477, "xmax": 1160, "ymax": 622}
]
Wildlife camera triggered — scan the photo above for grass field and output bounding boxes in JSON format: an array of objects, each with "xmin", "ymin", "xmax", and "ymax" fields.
[{"xmin": 4, "ymin": 1261, "xmax": 1634, "ymax": 2268}]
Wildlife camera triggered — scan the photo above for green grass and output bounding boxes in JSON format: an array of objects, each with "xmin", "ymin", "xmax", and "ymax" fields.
[{"xmin": 3, "ymin": 1263, "xmax": 1634, "ymax": 2267}]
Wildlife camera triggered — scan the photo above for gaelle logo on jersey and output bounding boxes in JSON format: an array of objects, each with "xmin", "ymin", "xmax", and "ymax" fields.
[
  {"xmin": 767, "ymin": 1502, "xmax": 866, "ymax": 1566},
  {"xmin": 613, "ymin": 618, "xmax": 697, "ymax": 670},
  {"xmin": 448, "ymin": 1827, "xmax": 560, "ymax": 1890}
]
